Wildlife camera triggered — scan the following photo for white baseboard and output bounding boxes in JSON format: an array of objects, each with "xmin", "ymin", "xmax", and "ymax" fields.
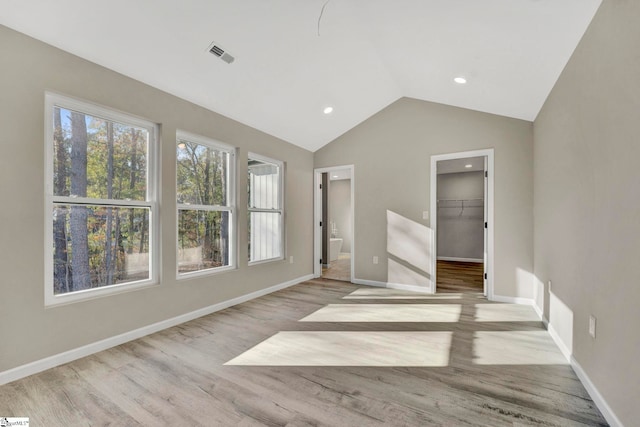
[
  {"xmin": 531, "ymin": 301, "xmax": 550, "ymax": 328},
  {"xmin": 0, "ymin": 274, "xmax": 313, "ymax": 386},
  {"xmin": 490, "ymin": 294, "xmax": 535, "ymax": 306},
  {"xmin": 547, "ymin": 323, "xmax": 572, "ymax": 362},
  {"xmin": 437, "ymin": 257, "xmax": 483, "ymax": 263},
  {"xmin": 570, "ymin": 356, "xmax": 623, "ymax": 427},
  {"xmin": 352, "ymin": 278, "xmax": 433, "ymax": 294}
]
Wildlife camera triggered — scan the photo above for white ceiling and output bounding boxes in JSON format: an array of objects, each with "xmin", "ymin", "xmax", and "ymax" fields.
[
  {"xmin": 437, "ymin": 157, "xmax": 485, "ymax": 175},
  {"xmin": 0, "ymin": 0, "xmax": 601, "ymax": 152},
  {"xmin": 329, "ymin": 169, "xmax": 351, "ymax": 181}
]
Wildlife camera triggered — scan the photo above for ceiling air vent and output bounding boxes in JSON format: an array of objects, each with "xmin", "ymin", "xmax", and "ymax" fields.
[{"xmin": 207, "ymin": 41, "xmax": 235, "ymax": 64}]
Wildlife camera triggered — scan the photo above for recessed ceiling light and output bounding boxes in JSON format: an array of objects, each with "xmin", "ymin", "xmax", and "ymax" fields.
[
  {"xmin": 332, "ymin": 175, "xmax": 338, "ymax": 178},
  {"xmin": 323, "ymin": 106, "xmax": 334, "ymax": 115},
  {"xmin": 465, "ymin": 164, "xmax": 473, "ymax": 168},
  {"xmin": 454, "ymin": 77, "xmax": 467, "ymax": 84}
]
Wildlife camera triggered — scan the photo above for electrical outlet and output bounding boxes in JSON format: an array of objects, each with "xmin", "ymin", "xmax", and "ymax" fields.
[
  {"xmin": 548, "ymin": 280, "xmax": 552, "ymax": 293},
  {"xmin": 289, "ymin": 256, "xmax": 294, "ymax": 264},
  {"xmin": 589, "ymin": 315, "xmax": 597, "ymax": 338},
  {"xmin": 373, "ymin": 256, "xmax": 379, "ymax": 265}
]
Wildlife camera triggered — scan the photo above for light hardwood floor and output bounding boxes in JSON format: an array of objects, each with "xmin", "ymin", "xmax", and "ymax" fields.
[{"xmin": 0, "ymin": 279, "xmax": 607, "ymax": 426}]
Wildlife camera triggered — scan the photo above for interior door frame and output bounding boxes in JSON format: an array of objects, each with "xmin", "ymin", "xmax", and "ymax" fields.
[
  {"xmin": 430, "ymin": 149, "xmax": 494, "ymax": 298},
  {"xmin": 313, "ymin": 165, "xmax": 355, "ymax": 281}
]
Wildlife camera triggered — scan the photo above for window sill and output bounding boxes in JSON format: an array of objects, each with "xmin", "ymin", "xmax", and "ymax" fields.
[
  {"xmin": 248, "ymin": 257, "xmax": 285, "ymax": 267},
  {"xmin": 176, "ymin": 264, "xmax": 237, "ymax": 281},
  {"xmin": 45, "ymin": 279, "xmax": 159, "ymax": 308}
]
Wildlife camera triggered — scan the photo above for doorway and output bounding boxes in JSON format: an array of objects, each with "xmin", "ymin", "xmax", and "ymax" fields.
[
  {"xmin": 430, "ymin": 149, "xmax": 494, "ymax": 297},
  {"xmin": 314, "ymin": 165, "xmax": 354, "ymax": 282}
]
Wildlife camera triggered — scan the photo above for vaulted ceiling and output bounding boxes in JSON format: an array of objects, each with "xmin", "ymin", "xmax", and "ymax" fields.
[{"xmin": 0, "ymin": 0, "xmax": 601, "ymax": 151}]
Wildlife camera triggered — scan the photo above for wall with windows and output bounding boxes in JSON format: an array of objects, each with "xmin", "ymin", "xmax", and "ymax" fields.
[{"xmin": 0, "ymin": 24, "xmax": 313, "ymax": 373}]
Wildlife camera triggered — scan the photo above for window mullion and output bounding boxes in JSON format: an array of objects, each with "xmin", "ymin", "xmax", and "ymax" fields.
[
  {"xmin": 52, "ymin": 196, "xmax": 152, "ymax": 208},
  {"xmin": 177, "ymin": 203, "xmax": 231, "ymax": 212}
]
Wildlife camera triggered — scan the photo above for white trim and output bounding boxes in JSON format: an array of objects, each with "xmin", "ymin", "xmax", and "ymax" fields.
[
  {"xmin": 430, "ymin": 149, "xmax": 494, "ymax": 298},
  {"xmin": 530, "ymin": 302, "xmax": 621, "ymax": 426},
  {"xmin": 175, "ymin": 131, "xmax": 237, "ymax": 278},
  {"xmin": 547, "ymin": 323, "xmax": 572, "ymax": 362},
  {"xmin": 44, "ymin": 92, "xmax": 159, "ymax": 307},
  {"xmin": 490, "ymin": 294, "xmax": 535, "ymax": 306},
  {"xmin": 352, "ymin": 278, "xmax": 433, "ymax": 294},
  {"xmin": 436, "ymin": 256, "xmax": 483, "ymax": 263},
  {"xmin": 0, "ymin": 274, "xmax": 313, "ymax": 386},
  {"xmin": 248, "ymin": 152, "xmax": 285, "ymax": 264},
  {"xmin": 570, "ymin": 357, "xmax": 624, "ymax": 427},
  {"xmin": 314, "ymin": 165, "xmax": 355, "ymax": 283}
]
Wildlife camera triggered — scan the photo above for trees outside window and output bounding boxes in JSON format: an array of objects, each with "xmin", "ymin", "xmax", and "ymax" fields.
[
  {"xmin": 248, "ymin": 154, "xmax": 284, "ymax": 264},
  {"xmin": 177, "ymin": 131, "xmax": 235, "ymax": 276},
  {"xmin": 45, "ymin": 94, "xmax": 158, "ymax": 305}
]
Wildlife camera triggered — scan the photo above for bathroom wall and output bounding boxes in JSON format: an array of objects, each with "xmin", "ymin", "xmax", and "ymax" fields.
[
  {"xmin": 329, "ymin": 179, "xmax": 352, "ymax": 252},
  {"xmin": 437, "ymin": 171, "xmax": 484, "ymax": 261}
]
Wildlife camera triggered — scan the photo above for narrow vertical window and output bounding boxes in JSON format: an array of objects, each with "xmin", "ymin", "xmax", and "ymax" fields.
[
  {"xmin": 248, "ymin": 154, "xmax": 284, "ymax": 264},
  {"xmin": 177, "ymin": 131, "xmax": 235, "ymax": 276},
  {"xmin": 45, "ymin": 93, "xmax": 158, "ymax": 306}
]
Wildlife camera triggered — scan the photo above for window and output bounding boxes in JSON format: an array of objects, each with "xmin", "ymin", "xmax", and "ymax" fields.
[
  {"xmin": 45, "ymin": 93, "xmax": 158, "ymax": 306},
  {"xmin": 248, "ymin": 154, "xmax": 284, "ymax": 264},
  {"xmin": 176, "ymin": 131, "xmax": 235, "ymax": 276}
]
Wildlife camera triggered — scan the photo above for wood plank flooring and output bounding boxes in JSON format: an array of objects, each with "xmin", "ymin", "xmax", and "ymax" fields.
[
  {"xmin": 0, "ymin": 279, "xmax": 607, "ymax": 426},
  {"xmin": 437, "ymin": 260, "xmax": 484, "ymax": 293},
  {"xmin": 322, "ymin": 253, "xmax": 351, "ymax": 282}
]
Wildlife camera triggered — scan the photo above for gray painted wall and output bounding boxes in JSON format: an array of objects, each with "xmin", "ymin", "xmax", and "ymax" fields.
[
  {"xmin": 437, "ymin": 171, "xmax": 484, "ymax": 260},
  {"xmin": 329, "ymin": 179, "xmax": 352, "ymax": 253},
  {"xmin": 0, "ymin": 25, "xmax": 313, "ymax": 373},
  {"xmin": 533, "ymin": 0, "xmax": 638, "ymax": 423},
  {"xmin": 314, "ymin": 97, "xmax": 533, "ymax": 297}
]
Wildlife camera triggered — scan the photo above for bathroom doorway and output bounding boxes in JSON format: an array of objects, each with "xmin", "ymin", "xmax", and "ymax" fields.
[{"xmin": 314, "ymin": 165, "xmax": 354, "ymax": 282}]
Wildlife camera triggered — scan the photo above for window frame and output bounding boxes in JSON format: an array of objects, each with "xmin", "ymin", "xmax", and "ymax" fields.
[
  {"xmin": 248, "ymin": 152, "xmax": 285, "ymax": 265},
  {"xmin": 44, "ymin": 92, "xmax": 160, "ymax": 307},
  {"xmin": 176, "ymin": 130, "xmax": 237, "ymax": 279}
]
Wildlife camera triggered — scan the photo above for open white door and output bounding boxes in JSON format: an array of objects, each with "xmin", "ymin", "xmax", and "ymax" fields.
[{"xmin": 483, "ymin": 156, "xmax": 488, "ymax": 296}]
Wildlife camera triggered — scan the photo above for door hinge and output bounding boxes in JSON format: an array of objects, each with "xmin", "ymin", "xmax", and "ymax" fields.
[
  {"xmin": 320, "ymin": 259, "xmax": 323, "ymax": 264},
  {"xmin": 484, "ymin": 273, "xmax": 487, "ymax": 280},
  {"xmin": 484, "ymin": 222, "xmax": 488, "ymax": 228},
  {"xmin": 485, "ymin": 171, "xmax": 488, "ymax": 178},
  {"xmin": 320, "ymin": 221, "xmax": 322, "ymax": 227},
  {"xmin": 319, "ymin": 184, "xmax": 322, "ymax": 189}
]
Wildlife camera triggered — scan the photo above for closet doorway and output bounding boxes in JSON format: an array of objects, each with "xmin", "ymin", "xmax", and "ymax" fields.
[
  {"xmin": 313, "ymin": 165, "xmax": 354, "ymax": 282},
  {"xmin": 430, "ymin": 150, "xmax": 494, "ymax": 297}
]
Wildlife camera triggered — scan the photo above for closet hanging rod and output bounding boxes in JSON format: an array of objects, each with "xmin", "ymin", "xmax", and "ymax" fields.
[{"xmin": 437, "ymin": 198, "xmax": 483, "ymax": 202}]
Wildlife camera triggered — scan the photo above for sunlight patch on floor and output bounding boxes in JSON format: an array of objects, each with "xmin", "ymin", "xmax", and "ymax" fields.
[
  {"xmin": 299, "ymin": 304, "xmax": 462, "ymax": 322},
  {"xmin": 474, "ymin": 304, "xmax": 540, "ymax": 322},
  {"xmin": 225, "ymin": 331, "xmax": 452, "ymax": 366},
  {"xmin": 343, "ymin": 288, "xmax": 462, "ymax": 300},
  {"xmin": 473, "ymin": 331, "xmax": 568, "ymax": 365}
]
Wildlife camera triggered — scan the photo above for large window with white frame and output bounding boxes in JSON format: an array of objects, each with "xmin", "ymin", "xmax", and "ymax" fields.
[
  {"xmin": 248, "ymin": 153, "xmax": 284, "ymax": 264},
  {"xmin": 176, "ymin": 131, "xmax": 235, "ymax": 276},
  {"xmin": 45, "ymin": 93, "xmax": 158, "ymax": 306}
]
